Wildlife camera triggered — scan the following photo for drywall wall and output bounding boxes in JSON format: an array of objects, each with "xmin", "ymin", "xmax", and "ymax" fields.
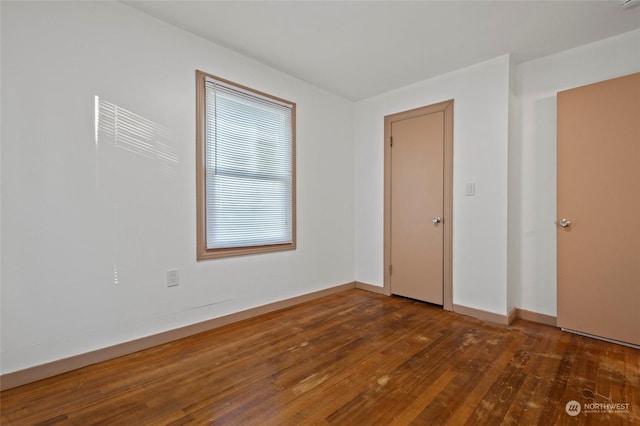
[
  {"xmin": 509, "ymin": 28, "xmax": 640, "ymax": 316},
  {"xmin": 354, "ymin": 56, "xmax": 511, "ymax": 316},
  {"xmin": 0, "ymin": 1, "xmax": 354, "ymax": 374}
]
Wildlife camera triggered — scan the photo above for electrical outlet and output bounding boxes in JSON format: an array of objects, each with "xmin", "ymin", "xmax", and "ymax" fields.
[{"xmin": 167, "ymin": 269, "xmax": 179, "ymax": 287}]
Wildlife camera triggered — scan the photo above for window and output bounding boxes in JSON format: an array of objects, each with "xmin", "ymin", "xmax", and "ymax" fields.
[{"xmin": 196, "ymin": 71, "xmax": 296, "ymax": 259}]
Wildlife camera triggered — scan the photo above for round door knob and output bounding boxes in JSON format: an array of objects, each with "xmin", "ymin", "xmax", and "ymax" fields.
[
  {"xmin": 558, "ymin": 218, "xmax": 571, "ymax": 228},
  {"xmin": 432, "ymin": 216, "xmax": 441, "ymax": 223}
]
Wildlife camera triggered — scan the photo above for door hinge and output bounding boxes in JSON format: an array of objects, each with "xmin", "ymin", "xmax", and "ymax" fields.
[
  {"xmin": 390, "ymin": 136, "xmax": 393, "ymax": 147},
  {"xmin": 389, "ymin": 264, "xmax": 393, "ymax": 275}
]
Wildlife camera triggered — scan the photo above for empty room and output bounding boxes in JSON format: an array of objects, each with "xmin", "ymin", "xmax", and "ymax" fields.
[{"xmin": 1, "ymin": 1, "xmax": 639, "ymax": 424}]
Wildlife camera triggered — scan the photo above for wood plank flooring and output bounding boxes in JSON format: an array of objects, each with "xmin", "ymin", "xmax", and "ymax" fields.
[{"xmin": 1, "ymin": 289, "xmax": 638, "ymax": 425}]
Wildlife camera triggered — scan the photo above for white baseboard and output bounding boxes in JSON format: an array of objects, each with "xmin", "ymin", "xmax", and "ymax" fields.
[
  {"xmin": 355, "ymin": 281, "xmax": 388, "ymax": 295},
  {"xmin": 515, "ymin": 308, "xmax": 557, "ymax": 327},
  {"xmin": 453, "ymin": 304, "xmax": 513, "ymax": 325}
]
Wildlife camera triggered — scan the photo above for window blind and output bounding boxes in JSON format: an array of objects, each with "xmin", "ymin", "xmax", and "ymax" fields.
[{"xmin": 204, "ymin": 78, "xmax": 293, "ymax": 249}]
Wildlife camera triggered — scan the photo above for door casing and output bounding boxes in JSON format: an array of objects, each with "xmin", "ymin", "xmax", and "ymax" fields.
[{"xmin": 383, "ymin": 100, "xmax": 454, "ymax": 310}]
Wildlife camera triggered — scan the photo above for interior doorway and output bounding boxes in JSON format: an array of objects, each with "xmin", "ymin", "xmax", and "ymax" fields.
[
  {"xmin": 557, "ymin": 72, "xmax": 640, "ymax": 347},
  {"xmin": 384, "ymin": 100, "xmax": 453, "ymax": 310}
]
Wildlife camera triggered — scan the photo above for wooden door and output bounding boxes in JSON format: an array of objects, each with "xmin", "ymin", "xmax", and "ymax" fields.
[
  {"xmin": 389, "ymin": 110, "xmax": 444, "ymax": 304},
  {"xmin": 557, "ymin": 72, "xmax": 640, "ymax": 346}
]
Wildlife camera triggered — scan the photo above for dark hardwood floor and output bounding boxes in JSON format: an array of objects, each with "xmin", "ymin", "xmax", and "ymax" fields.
[{"xmin": 1, "ymin": 289, "xmax": 638, "ymax": 425}]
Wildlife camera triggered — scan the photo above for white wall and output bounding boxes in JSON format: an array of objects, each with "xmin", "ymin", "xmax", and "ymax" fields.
[
  {"xmin": 0, "ymin": 1, "xmax": 354, "ymax": 374},
  {"xmin": 509, "ymin": 28, "xmax": 640, "ymax": 316},
  {"xmin": 354, "ymin": 56, "xmax": 511, "ymax": 316}
]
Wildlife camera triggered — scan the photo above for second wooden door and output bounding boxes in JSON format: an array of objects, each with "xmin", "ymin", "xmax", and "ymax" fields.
[
  {"xmin": 557, "ymin": 72, "xmax": 640, "ymax": 346},
  {"xmin": 390, "ymin": 109, "xmax": 445, "ymax": 304}
]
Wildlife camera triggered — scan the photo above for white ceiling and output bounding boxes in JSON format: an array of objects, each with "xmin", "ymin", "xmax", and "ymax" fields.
[{"xmin": 123, "ymin": 1, "xmax": 640, "ymax": 101}]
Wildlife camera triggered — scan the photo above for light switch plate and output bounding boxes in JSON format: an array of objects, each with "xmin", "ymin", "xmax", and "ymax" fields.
[{"xmin": 465, "ymin": 182, "xmax": 475, "ymax": 196}]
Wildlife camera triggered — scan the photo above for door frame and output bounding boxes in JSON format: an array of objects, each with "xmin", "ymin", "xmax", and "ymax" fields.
[{"xmin": 383, "ymin": 100, "xmax": 454, "ymax": 310}]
